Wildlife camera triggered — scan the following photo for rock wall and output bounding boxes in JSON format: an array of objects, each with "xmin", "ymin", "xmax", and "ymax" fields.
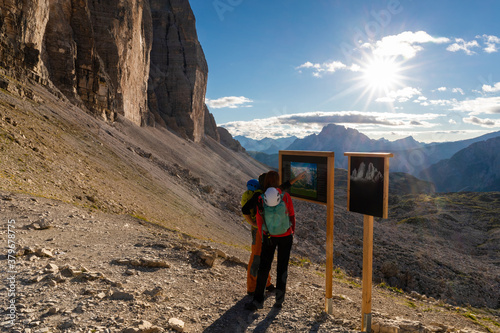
[
  {"xmin": 218, "ymin": 127, "xmax": 245, "ymax": 153},
  {"xmin": 0, "ymin": 0, "xmax": 216, "ymax": 142},
  {"xmin": 148, "ymin": 0, "xmax": 209, "ymax": 142}
]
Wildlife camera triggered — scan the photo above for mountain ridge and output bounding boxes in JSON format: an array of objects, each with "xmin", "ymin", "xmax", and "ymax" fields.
[
  {"xmin": 237, "ymin": 123, "xmax": 500, "ymax": 191},
  {"xmin": 420, "ymin": 136, "xmax": 500, "ymax": 192}
]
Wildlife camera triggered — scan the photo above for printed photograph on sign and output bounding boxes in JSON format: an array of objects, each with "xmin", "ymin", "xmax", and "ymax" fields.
[
  {"xmin": 290, "ymin": 162, "xmax": 318, "ymax": 200},
  {"xmin": 280, "ymin": 152, "xmax": 331, "ymax": 204},
  {"xmin": 349, "ymin": 156, "xmax": 385, "ymax": 217}
]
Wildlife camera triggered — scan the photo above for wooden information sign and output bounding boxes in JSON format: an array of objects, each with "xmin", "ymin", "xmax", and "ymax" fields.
[{"xmin": 344, "ymin": 152, "xmax": 393, "ymax": 332}]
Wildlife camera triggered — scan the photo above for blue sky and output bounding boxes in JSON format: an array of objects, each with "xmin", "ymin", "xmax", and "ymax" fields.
[{"xmin": 190, "ymin": 0, "xmax": 500, "ymax": 142}]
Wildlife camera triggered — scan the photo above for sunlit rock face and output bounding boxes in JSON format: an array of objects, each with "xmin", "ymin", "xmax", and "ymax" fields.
[
  {"xmin": 0, "ymin": 0, "xmax": 212, "ymax": 142},
  {"xmin": 148, "ymin": 0, "xmax": 209, "ymax": 142}
]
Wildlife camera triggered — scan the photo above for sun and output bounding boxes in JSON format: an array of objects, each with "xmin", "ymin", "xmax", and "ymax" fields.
[{"xmin": 361, "ymin": 56, "xmax": 403, "ymax": 93}]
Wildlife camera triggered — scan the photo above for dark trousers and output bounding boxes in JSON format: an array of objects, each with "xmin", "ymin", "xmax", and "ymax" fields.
[{"xmin": 253, "ymin": 234, "xmax": 293, "ymax": 303}]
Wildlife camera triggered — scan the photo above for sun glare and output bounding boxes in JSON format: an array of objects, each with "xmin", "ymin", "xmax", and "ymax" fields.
[{"xmin": 362, "ymin": 57, "xmax": 402, "ymax": 92}]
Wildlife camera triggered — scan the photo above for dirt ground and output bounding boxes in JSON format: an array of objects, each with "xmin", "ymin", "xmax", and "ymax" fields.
[{"xmin": 1, "ymin": 191, "xmax": 498, "ymax": 333}]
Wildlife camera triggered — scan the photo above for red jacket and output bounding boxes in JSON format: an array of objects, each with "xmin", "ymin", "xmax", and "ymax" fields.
[{"xmin": 256, "ymin": 188, "xmax": 296, "ymax": 238}]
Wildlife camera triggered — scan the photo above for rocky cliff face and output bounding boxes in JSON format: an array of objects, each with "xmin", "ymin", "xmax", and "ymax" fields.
[
  {"xmin": 0, "ymin": 0, "xmax": 216, "ymax": 142},
  {"xmin": 148, "ymin": 0, "xmax": 210, "ymax": 142}
]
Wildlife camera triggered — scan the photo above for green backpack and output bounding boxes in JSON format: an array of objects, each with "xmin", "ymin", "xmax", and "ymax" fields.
[{"xmin": 261, "ymin": 192, "xmax": 290, "ymax": 235}]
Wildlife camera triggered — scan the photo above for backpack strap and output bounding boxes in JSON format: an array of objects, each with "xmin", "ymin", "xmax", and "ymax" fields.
[{"xmin": 258, "ymin": 194, "xmax": 270, "ymax": 238}]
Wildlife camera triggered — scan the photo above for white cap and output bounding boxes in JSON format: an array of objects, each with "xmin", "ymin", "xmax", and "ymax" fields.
[{"xmin": 263, "ymin": 187, "xmax": 281, "ymax": 207}]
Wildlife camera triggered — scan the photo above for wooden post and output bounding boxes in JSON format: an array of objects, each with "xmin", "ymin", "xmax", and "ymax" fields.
[
  {"xmin": 325, "ymin": 155, "xmax": 335, "ymax": 314},
  {"xmin": 361, "ymin": 214, "xmax": 374, "ymax": 332}
]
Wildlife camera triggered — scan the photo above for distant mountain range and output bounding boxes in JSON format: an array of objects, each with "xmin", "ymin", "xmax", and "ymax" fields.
[
  {"xmin": 234, "ymin": 135, "xmax": 298, "ymax": 154},
  {"xmin": 235, "ymin": 124, "xmax": 500, "ymax": 192},
  {"xmin": 419, "ymin": 136, "xmax": 500, "ymax": 192}
]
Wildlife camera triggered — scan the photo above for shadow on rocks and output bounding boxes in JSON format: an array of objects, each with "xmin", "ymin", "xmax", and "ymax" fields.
[
  {"xmin": 252, "ymin": 307, "xmax": 282, "ymax": 332},
  {"xmin": 203, "ymin": 296, "xmax": 281, "ymax": 333}
]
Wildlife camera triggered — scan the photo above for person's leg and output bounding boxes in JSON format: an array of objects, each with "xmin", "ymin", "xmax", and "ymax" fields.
[
  {"xmin": 247, "ymin": 228, "xmax": 259, "ymax": 294},
  {"xmin": 245, "ymin": 236, "xmax": 276, "ymax": 311},
  {"xmin": 274, "ymin": 235, "xmax": 293, "ymax": 307},
  {"xmin": 253, "ymin": 236, "xmax": 276, "ymax": 303},
  {"xmin": 253, "ymin": 227, "xmax": 274, "ymax": 290}
]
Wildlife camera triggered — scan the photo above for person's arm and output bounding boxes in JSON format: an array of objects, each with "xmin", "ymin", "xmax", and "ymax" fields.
[
  {"xmin": 243, "ymin": 214, "xmax": 257, "ymax": 228},
  {"xmin": 279, "ymin": 171, "xmax": 306, "ymax": 191},
  {"xmin": 283, "ymin": 192, "xmax": 296, "ymax": 234},
  {"xmin": 290, "ymin": 171, "xmax": 307, "ymax": 185}
]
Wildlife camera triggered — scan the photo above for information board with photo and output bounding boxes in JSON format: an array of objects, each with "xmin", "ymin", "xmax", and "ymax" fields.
[
  {"xmin": 280, "ymin": 151, "xmax": 333, "ymax": 204},
  {"xmin": 345, "ymin": 152, "xmax": 393, "ymax": 218}
]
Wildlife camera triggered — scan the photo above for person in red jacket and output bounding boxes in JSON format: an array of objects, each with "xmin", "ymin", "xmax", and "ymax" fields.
[{"xmin": 242, "ymin": 170, "xmax": 296, "ymax": 310}]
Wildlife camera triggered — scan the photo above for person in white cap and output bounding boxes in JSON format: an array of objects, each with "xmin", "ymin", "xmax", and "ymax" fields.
[{"xmin": 242, "ymin": 170, "xmax": 298, "ymax": 311}]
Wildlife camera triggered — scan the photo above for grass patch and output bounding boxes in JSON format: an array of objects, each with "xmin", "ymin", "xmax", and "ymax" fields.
[
  {"xmin": 463, "ymin": 312, "xmax": 478, "ymax": 322},
  {"xmin": 345, "ymin": 280, "xmax": 361, "ymax": 288},
  {"xmin": 379, "ymin": 282, "xmax": 403, "ymax": 294},
  {"xmin": 483, "ymin": 317, "xmax": 500, "ymax": 327},
  {"xmin": 333, "ymin": 267, "xmax": 345, "ymax": 279},
  {"xmin": 130, "ymin": 213, "xmax": 149, "ymax": 222},
  {"xmin": 290, "ymin": 257, "xmax": 312, "ymax": 268},
  {"xmin": 406, "ymin": 300, "xmax": 417, "ymax": 309},
  {"xmin": 422, "ymin": 307, "xmax": 436, "ymax": 312},
  {"xmin": 398, "ymin": 216, "xmax": 429, "ymax": 225},
  {"xmin": 462, "ymin": 312, "xmax": 495, "ymax": 333}
]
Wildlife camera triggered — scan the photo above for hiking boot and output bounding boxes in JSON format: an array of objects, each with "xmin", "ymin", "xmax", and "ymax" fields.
[
  {"xmin": 274, "ymin": 289, "xmax": 285, "ymax": 308},
  {"xmin": 244, "ymin": 300, "xmax": 263, "ymax": 311},
  {"xmin": 265, "ymin": 284, "xmax": 275, "ymax": 292}
]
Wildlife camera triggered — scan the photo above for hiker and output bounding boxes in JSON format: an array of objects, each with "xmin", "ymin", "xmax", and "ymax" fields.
[
  {"xmin": 242, "ymin": 170, "xmax": 301, "ymax": 310},
  {"xmin": 241, "ymin": 178, "xmax": 274, "ymax": 295}
]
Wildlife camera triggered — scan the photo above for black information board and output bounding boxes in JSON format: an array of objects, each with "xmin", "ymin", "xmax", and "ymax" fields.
[{"xmin": 281, "ymin": 154, "xmax": 329, "ymax": 204}]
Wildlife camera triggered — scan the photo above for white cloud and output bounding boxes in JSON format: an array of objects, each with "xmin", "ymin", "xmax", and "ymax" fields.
[
  {"xmin": 324, "ymin": 61, "xmax": 347, "ymax": 72},
  {"xmin": 463, "ymin": 116, "xmax": 500, "ymax": 128},
  {"xmin": 452, "ymin": 96, "xmax": 500, "ymax": 114},
  {"xmin": 376, "ymin": 87, "xmax": 422, "ymax": 103},
  {"xmin": 221, "ymin": 111, "xmax": 443, "ymax": 140},
  {"xmin": 296, "ymin": 60, "xmax": 359, "ymax": 77},
  {"xmin": 482, "ymin": 82, "xmax": 500, "ymax": 93},
  {"xmin": 205, "ymin": 96, "xmax": 253, "ymax": 109},
  {"xmin": 478, "ymin": 34, "xmax": 500, "ymax": 53},
  {"xmin": 434, "ymin": 87, "xmax": 464, "ymax": 95},
  {"xmin": 296, "ymin": 61, "xmax": 321, "ymax": 70},
  {"xmin": 446, "ymin": 38, "xmax": 480, "ymax": 55},
  {"xmin": 427, "ymin": 99, "xmax": 457, "ymax": 106},
  {"xmin": 349, "ymin": 64, "xmax": 362, "ymax": 72},
  {"xmin": 368, "ymin": 31, "xmax": 450, "ymax": 59}
]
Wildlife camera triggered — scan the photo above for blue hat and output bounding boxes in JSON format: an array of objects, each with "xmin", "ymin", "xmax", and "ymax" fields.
[{"xmin": 246, "ymin": 179, "xmax": 260, "ymax": 191}]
